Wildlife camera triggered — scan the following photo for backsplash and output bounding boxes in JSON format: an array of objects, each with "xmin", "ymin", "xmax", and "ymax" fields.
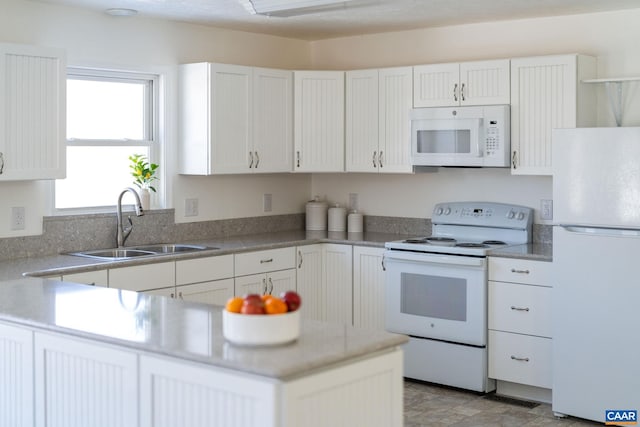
[{"xmin": 0, "ymin": 210, "xmax": 550, "ymax": 261}]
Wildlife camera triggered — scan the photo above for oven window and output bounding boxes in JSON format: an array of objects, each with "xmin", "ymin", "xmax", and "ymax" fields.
[
  {"xmin": 400, "ymin": 273, "xmax": 467, "ymax": 321},
  {"xmin": 416, "ymin": 130, "xmax": 471, "ymax": 154}
]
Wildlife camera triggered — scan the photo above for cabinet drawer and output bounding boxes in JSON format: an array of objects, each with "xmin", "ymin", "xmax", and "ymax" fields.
[
  {"xmin": 235, "ymin": 247, "xmax": 295, "ymax": 276},
  {"xmin": 109, "ymin": 262, "xmax": 175, "ymax": 292},
  {"xmin": 176, "ymin": 255, "xmax": 234, "ymax": 285},
  {"xmin": 489, "ymin": 257, "xmax": 551, "ymax": 286},
  {"xmin": 489, "ymin": 281, "xmax": 552, "ymax": 337},
  {"xmin": 488, "ymin": 330, "xmax": 552, "ymax": 389}
]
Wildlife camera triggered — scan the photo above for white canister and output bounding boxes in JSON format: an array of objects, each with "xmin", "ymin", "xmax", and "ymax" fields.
[
  {"xmin": 347, "ymin": 210, "xmax": 364, "ymax": 233},
  {"xmin": 328, "ymin": 204, "xmax": 347, "ymax": 232},
  {"xmin": 306, "ymin": 197, "xmax": 328, "ymax": 231}
]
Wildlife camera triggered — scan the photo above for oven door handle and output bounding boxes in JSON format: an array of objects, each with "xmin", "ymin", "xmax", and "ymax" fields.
[{"xmin": 384, "ymin": 250, "xmax": 485, "ymax": 267}]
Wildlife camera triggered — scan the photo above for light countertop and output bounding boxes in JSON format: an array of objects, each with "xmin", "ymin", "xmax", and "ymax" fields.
[{"xmin": 0, "ymin": 277, "xmax": 408, "ymax": 380}]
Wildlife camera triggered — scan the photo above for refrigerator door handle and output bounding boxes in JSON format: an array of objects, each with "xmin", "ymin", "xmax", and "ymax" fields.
[{"xmin": 559, "ymin": 224, "xmax": 640, "ymax": 237}]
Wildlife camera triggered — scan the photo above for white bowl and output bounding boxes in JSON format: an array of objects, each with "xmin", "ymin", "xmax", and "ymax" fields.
[{"xmin": 222, "ymin": 309, "xmax": 301, "ymax": 346}]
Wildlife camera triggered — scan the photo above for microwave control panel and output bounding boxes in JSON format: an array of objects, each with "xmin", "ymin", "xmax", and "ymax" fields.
[{"xmin": 481, "ymin": 105, "xmax": 510, "ymax": 166}]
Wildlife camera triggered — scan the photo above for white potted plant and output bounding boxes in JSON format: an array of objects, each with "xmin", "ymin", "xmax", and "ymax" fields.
[{"xmin": 128, "ymin": 154, "xmax": 158, "ymax": 210}]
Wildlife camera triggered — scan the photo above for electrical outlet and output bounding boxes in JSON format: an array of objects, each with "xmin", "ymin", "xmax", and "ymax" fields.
[
  {"xmin": 541, "ymin": 199, "xmax": 553, "ymax": 220},
  {"xmin": 349, "ymin": 193, "xmax": 359, "ymax": 211},
  {"xmin": 263, "ymin": 193, "xmax": 272, "ymax": 212},
  {"xmin": 185, "ymin": 198, "xmax": 199, "ymax": 217},
  {"xmin": 11, "ymin": 207, "xmax": 25, "ymax": 230}
]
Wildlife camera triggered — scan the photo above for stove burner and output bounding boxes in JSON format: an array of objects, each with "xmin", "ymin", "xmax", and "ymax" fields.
[
  {"xmin": 482, "ymin": 240, "xmax": 506, "ymax": 245},
  {"xmin": 403, "ymin": 238, "xmax": 428, "ymax": 244},
  {"xmin": 426, "ymin": 237, "xmax": 457, "ymax": 247},
  {"xmin": 455, "ymin": 243, "xmax": 489, "ymax": 248}
]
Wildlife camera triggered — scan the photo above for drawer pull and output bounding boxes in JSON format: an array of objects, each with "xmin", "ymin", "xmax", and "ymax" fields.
[
  {"xmin": 511, "ymin": 355, "xmax": 530, "ymax": 362},
  {"xmin": 260, "ymin": 258, "xmax": 273, "ymax": 264},
  {"xmin": 510, "ymin": 306, "xmax": 530, "ymax": 312},
  {"xmin": 510, "ymin": 268, "xmax": 530, "ymax": 274}
]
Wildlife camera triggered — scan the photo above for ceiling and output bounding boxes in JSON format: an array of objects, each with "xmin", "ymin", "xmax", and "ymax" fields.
[{"xmin": 34, "ymin": 0, "xmax": 640, "ymax": 40}]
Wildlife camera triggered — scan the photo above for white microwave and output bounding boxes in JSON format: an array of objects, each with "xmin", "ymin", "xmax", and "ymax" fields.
[{"xmin": 410, "ymin": 105, "xmax": 510, "ymax": 167}]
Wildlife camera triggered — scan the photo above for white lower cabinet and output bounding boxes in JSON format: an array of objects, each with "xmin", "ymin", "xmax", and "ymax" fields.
[
  {"xmin": 62, "ymin": 269, "xmax": 108, "ymax": 287},
  {"xmin": 0, "ymin": 322, "xmax": 33, "ymax": 427},
  {"xmin": 109, "ymin": 261, "xmax": 176, "ymax": 293},
  {"xmin": 488, "ymin": 257, "xmax": 553, "ymax": 402},
  {"xmin": 176, "ymin": 278, "xmax": 235, "ymax": 305},
  {"xmin": 175, "ymin": 255, "xmax": 235, "ymax": 305},
  {"xmin": 296, "ymin": 244, "xmax": 352, "ymax": 324},
  {"xmin": 353, "ymin": 246, "xmax": 386, "ymax": 330},
  {"xmin": 235, "ymin": 247, "xmax": 297, "ymax": 297},
  {"xmin": 235, "ymin": 269, "xmax": 296, "ymax": 297},
  {"xmin": 34, "ymin": 332, "xmax": 138, "ymax": 427}
]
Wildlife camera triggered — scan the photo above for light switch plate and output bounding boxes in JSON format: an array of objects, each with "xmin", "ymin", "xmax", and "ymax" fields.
[
  {"xmin": 541, "ymin": 199, "xmax": 553, "ymax": 220},
  {"xmin": 185, "ymin": 198, "xmax": 199, "ymax": 217},
  {"xmin": 263, "ymin": 193, "xmax": 272, "ymax": 212}
]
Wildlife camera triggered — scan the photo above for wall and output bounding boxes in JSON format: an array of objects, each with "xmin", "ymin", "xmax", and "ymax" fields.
[
  {"xmin": 0, "ymin": 0, "xmax": 312, "ymax": 238},
  {"xmin": 309, "ymin": 8, "xmax": 640, "ymax": 223}
]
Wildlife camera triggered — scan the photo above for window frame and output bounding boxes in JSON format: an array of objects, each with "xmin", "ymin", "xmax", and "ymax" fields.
[{"xmin": 54, "ymin": 66, "xmax": 162, "ymax": 214}]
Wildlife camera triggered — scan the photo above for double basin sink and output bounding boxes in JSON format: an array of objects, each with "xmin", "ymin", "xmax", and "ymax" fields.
[{"xmin": 69, "ymin": 244, "xmax": 219, "ymax": 260}]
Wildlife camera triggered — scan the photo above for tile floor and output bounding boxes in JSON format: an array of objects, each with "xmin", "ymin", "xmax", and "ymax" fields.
[{"xmin": 404, "ymin": 380, "xmax": 602, "ymax": 426}]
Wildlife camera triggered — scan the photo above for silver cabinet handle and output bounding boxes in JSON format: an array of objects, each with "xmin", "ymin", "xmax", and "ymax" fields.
[
  {"xmin": 268, "ymin": 277, "xmax": 273, "ymax": 294},
  {"xmin": 381, "ymin": 255, "xmax": 386, "ymax": 272},
  {"xmin": 510, "ymin": 306, "xmax": 530, "ymax": 312},
  {"xmin": 511, "ymin": 355, "xmax": 530, "ymax": 362},
  {"xmin": 298, "ymin": 250, "xmax": 303, "ymax": 268},
  {"xmin": 249, "ymin": 151, "xmax": 254, "ymax": 168},
  {"xmin": 170, "ymin": 292, "xmax": 175, "ymax": 298},
  {"xmin": 460, "ymin": 83, "xmax": 465, "ymax": 101},
  {"xmin": 254, "ymin": 151, "xmax": 260, "ymax": 168},
  {"xmin": 260, "ymin": 258, "xmax": 273, "ymax": 264},
  {"xmin": 262, "ymin": 278, "xmax": 267, "ymax": 294},
  {"xmin": 510, "ymin": 268, "xmax": 530, "ymax": 274},
  {"xmin": 372, "ymin": 151, "xmax": 377, "ymax": 167},
  {"xmin": 178, "ymin": 292, "xmax": 184, "ymax": 300},
  {"xmin": 0, "ymin": 152, "xmax": 4, "ymax": 174},
  {"xmin": 453, "ymin": 83, "xmax": 458, "ymax": 102},
  {"xmin": 296, "ymin": 151, "xmax": 301, "ymax": 168},
  {"xmin": 512, "ymin": 151, "xmax": 518, "ymax": 169},
  {"xmin": 378, "ymin": 151, "xmax": 383, "ymax": 168}
]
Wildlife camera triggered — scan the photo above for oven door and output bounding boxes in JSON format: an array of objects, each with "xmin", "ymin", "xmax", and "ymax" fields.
[{"xmin": 384, "ymin": 250, "xmax": 487, "ymax": 346}]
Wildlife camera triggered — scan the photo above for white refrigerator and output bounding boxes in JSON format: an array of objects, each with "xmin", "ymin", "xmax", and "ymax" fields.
[{"xmin": 552, "ymin": 127, "xmax": 640, "ymax": 423}]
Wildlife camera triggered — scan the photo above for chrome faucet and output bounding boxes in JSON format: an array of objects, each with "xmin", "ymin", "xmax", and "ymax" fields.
[{"xmin": 116, "ymin": 187, "xmax": 144, "ymax": 247}]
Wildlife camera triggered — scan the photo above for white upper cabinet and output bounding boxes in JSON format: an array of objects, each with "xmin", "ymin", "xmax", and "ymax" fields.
[
  {"xmin": 253, "ymin": 67, "xmax": 293, "ymax": 173},
  {"xmin": 510, "ymin": 54, "xmax": 596, "ymax": 175},
  {"xmin": 346, "ymin": 67, "xmax": 413, "ymax": 173},
  {"xmin": 413, "ymin": 59, "xmax": 510, "ymax": 108},
  {"xmin": 179, "ymin": 63, "xmax": 292, "ymax": 174},
  {"xmin": 294, "ymin": 71, "xmax": 345, "ymax": 172},
  {"xmin": 0, "ymin": 43, "xmax": 66, "ymax": 180}
]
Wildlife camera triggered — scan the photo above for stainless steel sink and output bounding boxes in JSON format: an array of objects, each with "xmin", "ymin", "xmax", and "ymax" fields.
[
  {"xmin": 70, "ymin": 248, "xmax": 157, "ymax": 260},
  {"xmin": 69, "ymin": 244, "xmax": 219, "ymax": 260},
  {"xmin": 132, "ymin": 244, "xmax": 218, "ymax": 254}
]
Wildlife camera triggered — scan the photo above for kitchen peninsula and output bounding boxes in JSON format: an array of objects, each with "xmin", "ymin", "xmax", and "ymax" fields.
[{"xmin": 0, "ymin": 277, "xmax": 407, "ymax": 427}]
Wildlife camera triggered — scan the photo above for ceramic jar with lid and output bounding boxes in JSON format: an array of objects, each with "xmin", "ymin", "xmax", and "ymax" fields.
[
  {"xmin": 328, "ymin": 204, "xmax": 347, "ymax": 232},
  {"xmin": 306, "ymin": 197, "xmax": 328, "ymax": 231}
]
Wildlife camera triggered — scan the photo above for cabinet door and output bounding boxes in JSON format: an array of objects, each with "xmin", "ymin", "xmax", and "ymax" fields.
[
  {"xmin": 253, "ymin": 67, "xmax": 292, "ymax": 173},
  {"xmin": 378, "ymin": 66, "xmax": 413, "ymax": 173},
  {"xmin": 34, "ymin": 332, "xmax": 138, "ymax": 427},
  {"xmin": 346, "ymin": 69, "xmax": 379, "ymax": 172},
  {"xmin": 267, "ymin": 268, "xmax": 296, "ymax": 296},
  {"xmin": 296, "ymin": 244, "xmax": 324, "ymax": 321},
  {"xmin": 0, "ymin": 43, "xmax": 66, "ymax": 180},
  {"xmin": 175, "ymin": 254, "xmax": 234, "ymax": 285},
  {"xmin": 510, "ymin": 55, "xmax": 586, "ymax": 175},
  {"xmin": 144, "ymin": 287, "xmax": 176, "ymax": 298},
  {"xmin": 0, "ymin": 323, "xmax": 33, "ymax": 427},
  {"xmin": 62, "ymin": 270, "xmax": 108, "ymax": 287},
  {"xmin": 353, "ymin": 246, "xmax": 386, "ymax": 330},
  {"xmin": 459, "ymin": 59, "xmax": 510, "ymax": 106},
  {"xmin": 176, "ymin": 278, "xmax": 234, "ymax": 306},
  {"xmin": 235, "ymin": 273, "xmax": 269, "ymax": 296},
  {"xmin": 294, "ymin": 71, "xmax": 345, "ymax": 172},
  {"xmin": 413, "ymin": 63, "xmax": 459, "ymax": 107},
  {"xmin": 109, "ymin": 261, "xmax": 175, "ymax": 292},
  {"xmin": 323, "ymin": 244, "xmax": 353, "ymax": 325}
]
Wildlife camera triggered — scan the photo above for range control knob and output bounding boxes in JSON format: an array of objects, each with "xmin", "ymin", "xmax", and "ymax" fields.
[
  {"xmin": 444, "ymin": 207, "xmax": 451, "ymax": 215},
  {"xmin": 435, "ymin": 207, "xmax": 444, "ymax": 215},
  {"xmin": 507, "ymin": 210, "xmax": 515, "ymax": 219},
  {"xmin": 517, "ymin": 212, "xmax": 526, "ymax": 220}
]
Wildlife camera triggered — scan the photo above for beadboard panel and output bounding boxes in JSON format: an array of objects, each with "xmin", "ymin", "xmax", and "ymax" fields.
[
  {"xmin": 34, "ymin": 332, "xmax": 138, "ymax": 427},
  {"xmin": 140, "ymin": 355, "xmax": 277, "ymax": 427},
  {"xmin": 323, "ymin": 244, "xmax": 353, "ymax": 325},
  {"xmin": 353, "ymin": 246, "xmax": 386, "ymax": 330},
  {"xmin": 0, "ymin": 323, "xmax": 33, "ymax": 427},
  {"xmin": 283, "ymin": 349, "xmax": 403, "ymax": 427},
  {"xmin": 346, "ymin": 69, "xmax": 379, "ymax": 172},
  {"xmin": 378, "ymin": 67, "xmax": 413, "ymax": 172}
]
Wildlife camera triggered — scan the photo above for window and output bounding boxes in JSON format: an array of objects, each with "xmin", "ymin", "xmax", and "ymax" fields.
[{"xmin": 55, "ymin": 68, "xmax": 160, "ymax": 210}]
